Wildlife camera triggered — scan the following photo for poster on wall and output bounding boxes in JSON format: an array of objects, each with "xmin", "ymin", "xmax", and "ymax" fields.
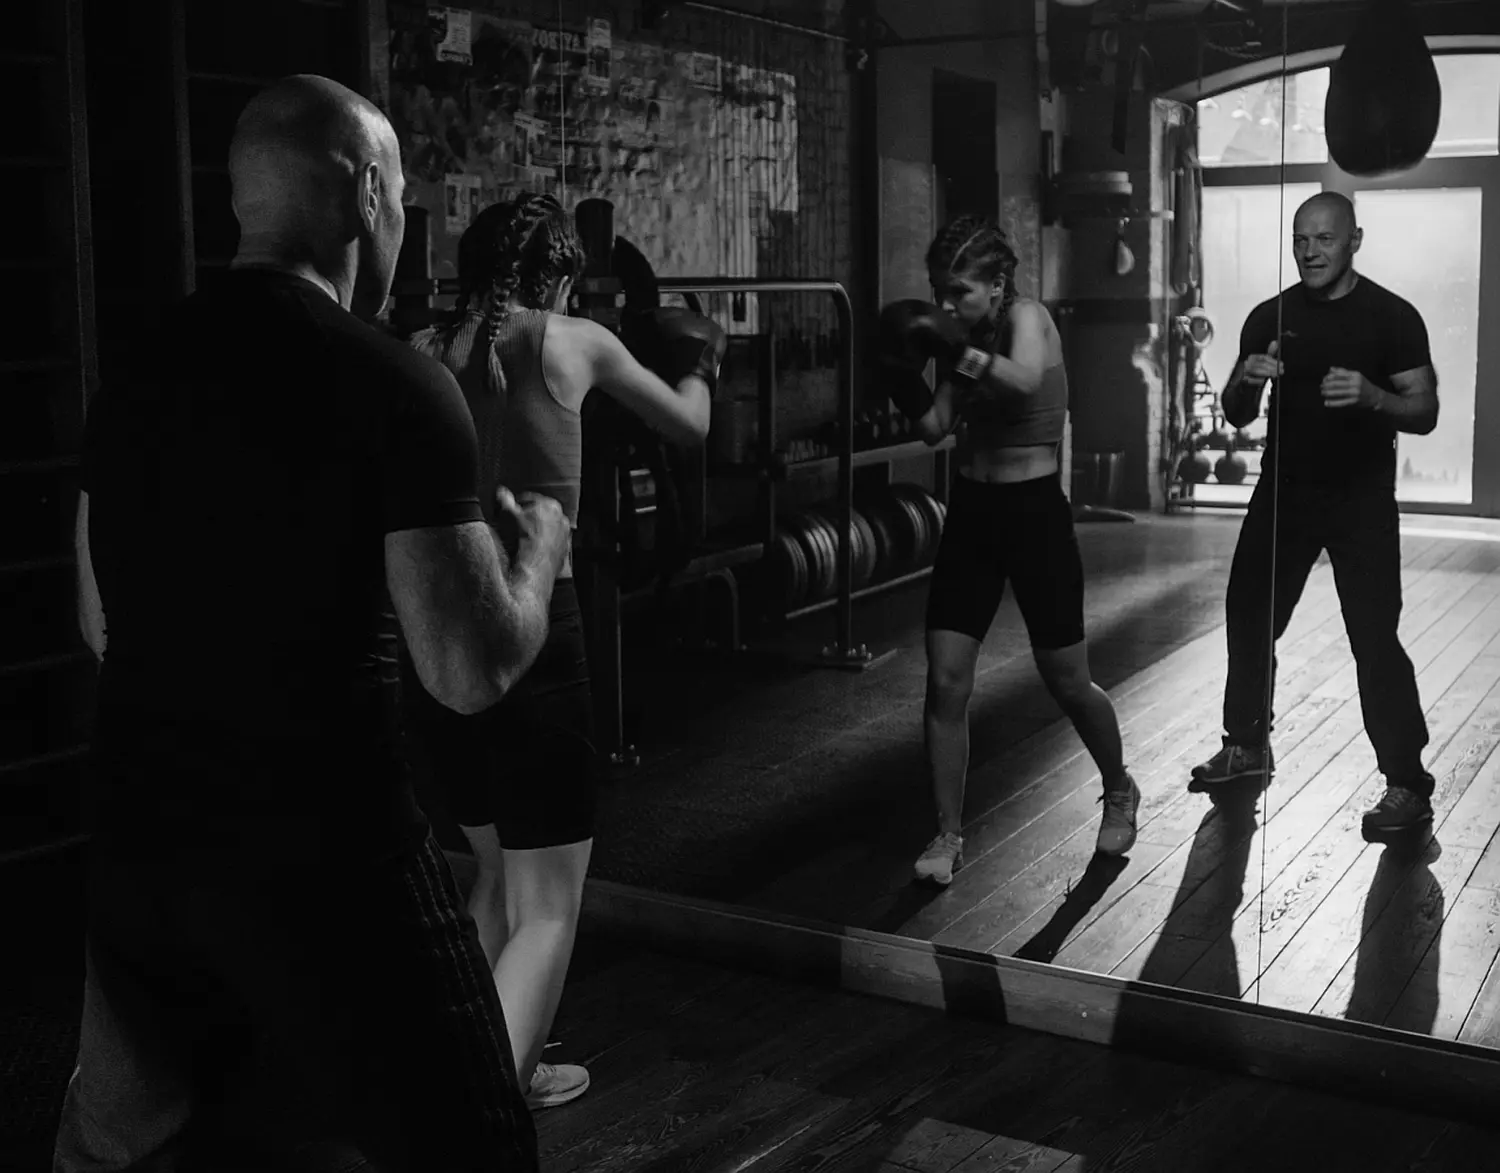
[
  {"xmin": 512, "ymin": 112, "xmax": 547, "ymax": 170},
  {"xmin": 388, "ymin": 4, "xmax": 534, "ymax": 186},
  {"xmin": 383, "ymin": 1, "xmax": 801, "ymax": 298},
  {"xmin": 531, "ymin": 24, "xmax": 591, "ymax": 122},
  {"xmin": 722, "ymin": 64, "xmax": 800, "ymax": 215},
  {"xmin": 430, "ymin": 7, "xmax": 472, "ymax": 65},
  {"xmin": 683, "ymin": 52, "xmax": 721, "ymax": 92},
  {"xmin": 585, "ymin": 19, "xmax": 611, "ymax": 95},
  {"xmin": 444, "ymin": 172, "xmax": 484, "ymax": 234}
]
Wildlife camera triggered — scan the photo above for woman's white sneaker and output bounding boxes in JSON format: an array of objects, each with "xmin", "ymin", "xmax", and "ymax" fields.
[{"xmin": 914, "ymin": 832, "xmax": 964, "ymax": 885}]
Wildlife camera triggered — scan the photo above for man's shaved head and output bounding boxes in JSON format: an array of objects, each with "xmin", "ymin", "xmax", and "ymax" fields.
[
  {"xmin": 1291, "ymin": 191, "xmax": 1362, "ymax": 298},
  {"xmin": 228, "ymin": 75, "xmax": 406, "ymax": 317},
  {"xmin": 1294, "ymin": 191, "xmax": 1357, "ymax": 236}
]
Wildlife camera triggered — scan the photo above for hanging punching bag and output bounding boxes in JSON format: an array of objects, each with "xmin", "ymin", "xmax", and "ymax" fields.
[{"xmin": 1324, "ymin": 0, "xmax": 1441, "ymax": 177}]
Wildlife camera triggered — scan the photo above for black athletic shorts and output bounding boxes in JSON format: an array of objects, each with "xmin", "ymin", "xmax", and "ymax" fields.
[
  {"xmin": 925, "ymin": 472, "xmax": 1086, "ymax": 650},
  {"xmin": 406, "ymin": 579, "xmax": 598, "ymax": 848}
]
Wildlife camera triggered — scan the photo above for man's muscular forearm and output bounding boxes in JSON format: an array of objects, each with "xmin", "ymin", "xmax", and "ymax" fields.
[
  {"xmin": 1221, "ymin": 367, "xmax": 1266, "ymax": 429},
  {"xmin": 490, "ymin": 530, "xmax": 559, "ymax": 686},
  {"xmin": 1373, "ymin": 387, "xmax": 1439, "ymax": 435}
]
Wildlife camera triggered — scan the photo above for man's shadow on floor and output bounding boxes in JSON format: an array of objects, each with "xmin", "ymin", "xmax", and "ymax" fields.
[{"xmin": 1342, "ymin": 833, "xmax": 1443, "ymax": 1037}]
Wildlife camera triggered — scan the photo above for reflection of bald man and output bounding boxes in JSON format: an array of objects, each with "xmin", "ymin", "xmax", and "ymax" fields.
[
  {"xmin": 60, "ymin": 75, "xmax": 565, "ymax": 1171},
  {"xmin": 1193, "ymin": 193, "xmax": 1441, "ymax": 842}
]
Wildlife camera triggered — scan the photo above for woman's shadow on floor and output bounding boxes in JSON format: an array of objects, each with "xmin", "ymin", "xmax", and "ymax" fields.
[
  {"xmin": 1011, "ymin": 853, "xmax": 1131, "ymax": 964},
  {"xmin": 1011, "ymin": 775, "xmax": 1265, "ymax": 974}
]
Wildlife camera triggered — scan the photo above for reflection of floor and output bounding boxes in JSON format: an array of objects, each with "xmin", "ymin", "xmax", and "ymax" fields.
[
  {"xmin": 551, "ymin": 513, "xmax": 1243, "ymax": 901},
  {"xmin": 526, "ymin": 927, "xmax": 1500, "ymax": 1173},
  {"xmin": 739, "ymin": 519, "xmax": 1500, "ymax": 1049}
]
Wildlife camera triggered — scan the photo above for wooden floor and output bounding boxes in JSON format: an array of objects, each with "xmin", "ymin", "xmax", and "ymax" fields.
[
  {"xmin": 742, "ymin": 517, "xmax": 1500, "ymax": 1049},
  {"xmin": 539, "ymin": 926, "xmax": 1500, "ymax": 1172}
]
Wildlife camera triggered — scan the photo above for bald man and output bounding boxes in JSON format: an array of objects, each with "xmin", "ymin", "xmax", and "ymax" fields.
[
  {"xmin": 1191, "ymin": 192, "xmax": 1440, "ymax": 842},
  {"xmin": 57, "ymin": 76, "xmax": 565, "ymax": 1171}
]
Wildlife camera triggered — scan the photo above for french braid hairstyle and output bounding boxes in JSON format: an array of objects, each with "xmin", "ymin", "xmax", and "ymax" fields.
[
  {"xmin": 448, "ymin": 192, "xmax": 586, "ymax": 395},
  {"xmin": 925, "ymin": 215, "xmax": 1019, "ymax": 345}
]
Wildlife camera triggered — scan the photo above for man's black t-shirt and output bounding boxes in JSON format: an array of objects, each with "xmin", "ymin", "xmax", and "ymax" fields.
[
  {"xmin": 81, "ymin": 270, "xmax": 484, "ymax": 865},
  {"xmin": 1239, "ymin": 276, "xmax": 1431, "ymax": 488}
]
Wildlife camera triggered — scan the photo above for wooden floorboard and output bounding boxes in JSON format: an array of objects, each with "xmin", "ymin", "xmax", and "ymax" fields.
[
  {"xmin": 749, "ymin": 535, "xmax": 1464, "ymax": 936},
  {"xmin": 931, "ymin": 542, "xmax": 1490, "ymax": 956},
  {"xmin": 735, "ymin": 523, "xmax": 1500, "ymax": 1050},
  {"xmin": 535, "ymin": 927, "xmax": 1500, "ymax": 1173}
]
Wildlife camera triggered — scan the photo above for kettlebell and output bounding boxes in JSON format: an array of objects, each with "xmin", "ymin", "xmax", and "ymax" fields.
[
  {"xmin": 1214, "ymin": 448, "xmax": 1248, "ymax": 485},
  {"xmin": 1179, "ymin": 449, "xmax": 1213, "ymax": 484}
]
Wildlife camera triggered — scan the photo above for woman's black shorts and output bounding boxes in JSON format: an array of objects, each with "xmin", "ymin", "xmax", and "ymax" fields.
[
  {"xmin": 405, "ymin": 579, "xmax": 597, "ymax": 848},
  {"xmin": 924, "ymin": 473, "xmax": 1086, "ymax": 650}
]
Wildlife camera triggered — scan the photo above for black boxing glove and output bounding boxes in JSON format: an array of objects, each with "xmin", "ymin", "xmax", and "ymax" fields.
[
  {"xmin": 877, "ymin": 360, "xmax": 936, "ymax": 425},
  {"xmin": 878, "ymin": 299, "xmax": 995, "ymax": 387},
  {"xmin": 643, "ymin": 308, "xmax": 728, "ymax": 396}
]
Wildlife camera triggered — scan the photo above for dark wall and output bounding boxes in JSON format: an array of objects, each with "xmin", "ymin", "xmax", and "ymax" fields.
[
  {"xmin": 932, "ymin": 69, "xmax": 998, "ymax": 222},
  {"xmin": 84, "ymin": 0, "xmax": 364, "ymax": 391}
]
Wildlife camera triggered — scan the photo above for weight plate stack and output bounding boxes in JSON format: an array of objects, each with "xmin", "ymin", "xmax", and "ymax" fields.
[
  {"xmin": 892, "ymin": 484, "xmax": 945, "ymax": 567},
  {"xmin": 764, "ymin": 528, "xmax": 808, "ymax": 614},
  {"xmin": 862, "ymin": 498, "xmax": 900, "ymax": 584},
  {"xmin": 861, "ymin": 495, "xmax": 914, "ymax": 582},
  {"xmin": 898, "ymin": 495, "xmax": 926, "ymax": 576},
  {"xmin": 810, "ymin": 507, "xmax": 879, "ymax": 594},
  {"xmin": 807, "ymin": 509, "xmax": 840, "ymax": 600},
  {"xmin": 801, "ymin": 511, "xmax": 839, "ymax": 603},
  {"xmin": 781, "ymin": 513, "xmax": 824, "ymax": 608},
  {"xmin": 850, "ymin": 507, "xmax": 878, "ymax": 590},
  {"xmin": 896, "ymin": 493, "xmax": 929, "ymax": 577}
]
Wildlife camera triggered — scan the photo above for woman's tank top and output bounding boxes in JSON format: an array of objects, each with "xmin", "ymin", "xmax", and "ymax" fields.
[
  {"xmin": 943, "ymin": 305, "xmax": 1069, "ymax": 456},
  {"xmin": 410, "ymin": 308, "xmax": 582, "ymax": 525},
  {"xmin": 959, "ymin": 360, "xmax": 1069, "ymax": 453}
]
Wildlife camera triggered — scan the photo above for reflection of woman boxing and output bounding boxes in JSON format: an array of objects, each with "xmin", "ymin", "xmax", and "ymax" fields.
[
  {"xmin": 405, "ymin": 195, "xmax": 721, "ymax": 1108},
  {"xmin": 876, "ymin": 215, "xmax": 1140, "ymax": 886}
]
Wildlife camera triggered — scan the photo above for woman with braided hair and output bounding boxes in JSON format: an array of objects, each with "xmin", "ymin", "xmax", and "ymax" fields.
[
  {"xmin": 876, "ymin": 214, "xmax": 1140, "ymax": 886},
  {"xmin": 405, "ymin": 192, "xmax": 722, "ymax": 1108}
]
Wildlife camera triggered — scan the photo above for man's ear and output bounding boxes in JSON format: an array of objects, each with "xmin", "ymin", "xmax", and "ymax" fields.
[{"xmin": 356, "ymin": 161, "xmax": 381, "ymax": 236}]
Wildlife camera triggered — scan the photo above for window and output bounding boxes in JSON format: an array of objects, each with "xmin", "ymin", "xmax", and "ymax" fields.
[
  {"xmin": 1199, "ymin": 184, "xmax": 1322, "ymax": 399},
  {"xmin": 1355, "ymin": 187, "xmax": 1482, "ymax": 504},
  {"xmin": 1198, "ymin": 71, "xmax": 1330, "ymax": 169},
  {"xmin": 1198, "ymin": 55, "xmax": 1500, "ymax": 169}
]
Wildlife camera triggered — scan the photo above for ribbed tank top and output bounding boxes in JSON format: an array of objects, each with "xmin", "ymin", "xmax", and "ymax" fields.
[
  {"xmin": 410, "ymin": 309, "xmax": 582, "ymax": 525},
  {"xmin": 960, "ymin": 361, "xmax": 1069, "ymax": 452}
]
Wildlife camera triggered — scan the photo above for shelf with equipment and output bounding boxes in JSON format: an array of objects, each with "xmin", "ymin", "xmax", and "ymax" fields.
[
  {"xmin": 384, "ymin": 266, "xmax": 954, "ymax": 767},
  {"xmin": 654, "ymin": 279, "xmax": 953, "ymax": 659},
  {"xmin": 1166, "ymin": 312, "xmax": 1267, "ymax": 511},
  {"xmin": 0, "ymin": 0, "xmax": 97, "ymax": 858}
]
